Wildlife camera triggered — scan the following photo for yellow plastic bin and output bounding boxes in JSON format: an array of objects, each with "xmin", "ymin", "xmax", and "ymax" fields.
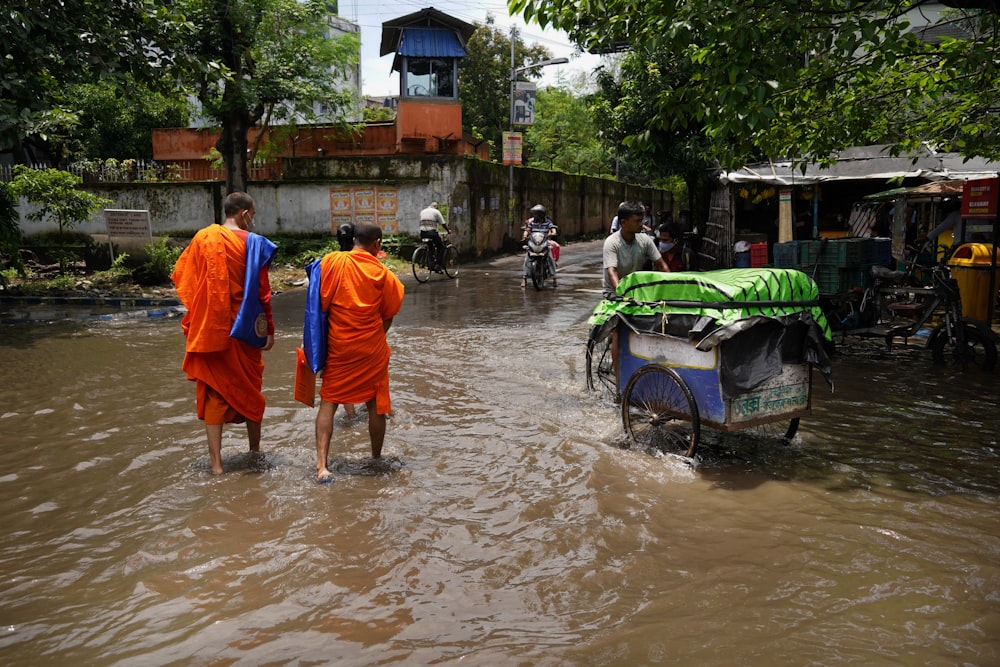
[{"xmin": 947, "ymin": 243, "xmax": 1000, "ymax": 322}]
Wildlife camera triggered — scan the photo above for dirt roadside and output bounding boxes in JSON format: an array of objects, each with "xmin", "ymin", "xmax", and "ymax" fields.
[{"xmin": 0, "ymin": 260, "xmax": 310, "ymax": 301}]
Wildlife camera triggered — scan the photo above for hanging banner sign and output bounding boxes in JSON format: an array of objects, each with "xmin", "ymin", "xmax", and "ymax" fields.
[
  {"xmin": 961, "ymin": 177, "xmax": 998, "ymax": 219},
  {"xmin": 513, "ymin": 82, "xmax": 536, "ymax": 126},
  {"xmin": 502, "ymin": 132, "xmax": 523, "ymax": 165}
]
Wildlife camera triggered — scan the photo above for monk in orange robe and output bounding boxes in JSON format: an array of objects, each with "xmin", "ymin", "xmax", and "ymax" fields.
[
  {"xmin": 172, "ymin": 192, "xmax": 276, "ymax": 475},
  {"xmin": 315, "ymin": 221, "xmax": 404, "ymax": 482}
]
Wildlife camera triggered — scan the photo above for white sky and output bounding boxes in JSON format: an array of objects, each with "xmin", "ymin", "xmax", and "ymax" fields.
[{"xmin": 338, "ymin": 0, "xmax": 607, "ymax": 97}]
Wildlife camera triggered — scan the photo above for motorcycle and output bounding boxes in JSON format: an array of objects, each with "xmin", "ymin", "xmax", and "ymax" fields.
[{"xmin": 523, "ymin": 226, "xmax": 557, "ymax": 290}]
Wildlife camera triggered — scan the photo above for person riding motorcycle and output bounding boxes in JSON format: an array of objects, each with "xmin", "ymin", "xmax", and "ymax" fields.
[{"xmin": 521, "ymin": 204, "xmax": 559, "ymax": 288}]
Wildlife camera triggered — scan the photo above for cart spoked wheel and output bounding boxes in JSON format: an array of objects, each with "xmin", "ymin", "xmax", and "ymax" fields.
[
  {"xmin": 621, "ymin": 365, "xmax": 700, "ymax": 457},
  {"xmin": 742, "ymin": 417, "xmax": 800, "ymax": 442},
  {"xmin": 586, "ymin": 335, "xmax": 616, "ymax": 400}
]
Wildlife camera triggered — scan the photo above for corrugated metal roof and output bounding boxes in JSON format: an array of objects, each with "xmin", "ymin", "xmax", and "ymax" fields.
[
  {"xmin": 397, "ymin": 26, "xmax": 466, "ymax": 58},
  {"xmin": 721, "ymin": 145, "xmax": 1000, "ymax": 186},
  {"xmin": 380, "ymin": 8, "xmax": 476, "ymax": 57}
]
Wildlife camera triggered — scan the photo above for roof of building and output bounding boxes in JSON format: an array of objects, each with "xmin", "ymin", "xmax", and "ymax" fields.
[
  {"xmin": 380, "ymin": 7, "xmax": 477, "ymax": 58},
  {"xmin": 720, "ymin": 145, "xmax": 1000, "ymax": 186},
  {"xmin": 397, "ymin": 26, "xmax": 467, "ymax": 58}
]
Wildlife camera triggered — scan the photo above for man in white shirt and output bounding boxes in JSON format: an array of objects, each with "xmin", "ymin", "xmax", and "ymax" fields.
[
  {"xmin": 602, "ymin": 200, "xmax": 668, "ymax": 396},
  {"xmin": 419, "ymin": 202, "xmax": 451, "ymax": 271},
  {"xmin": 603, "ymin": 201, "xmax": 667, "ymax": 296}
]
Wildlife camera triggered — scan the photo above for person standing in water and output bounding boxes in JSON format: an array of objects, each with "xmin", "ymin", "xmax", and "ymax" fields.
[{"xmin": 171, "ymin": 192, "xmax": 277, "ymax": 475}]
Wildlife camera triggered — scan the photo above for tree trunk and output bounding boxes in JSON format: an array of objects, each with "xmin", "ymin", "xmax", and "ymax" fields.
[
  {"xmin": 216, "ymin": 82, "xmax": 250, "ymax": 194},
  {"xmin": 216, "ymin": 117, "xmax": 249, "ymax": 194}
]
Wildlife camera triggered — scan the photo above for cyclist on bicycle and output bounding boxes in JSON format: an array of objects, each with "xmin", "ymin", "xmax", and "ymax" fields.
[{"xmin": 419, "ymin": 202, "xmax": 450, "ymax": 272}]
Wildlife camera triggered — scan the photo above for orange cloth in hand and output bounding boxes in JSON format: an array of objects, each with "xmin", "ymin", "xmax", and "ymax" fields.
[
  {"xmin": 317, "ymin": 250, "xmax": 404, "ymax": 413},
  {"xmin": 172, "ymin": 225, "xmax": 269, "ymax": 423}
]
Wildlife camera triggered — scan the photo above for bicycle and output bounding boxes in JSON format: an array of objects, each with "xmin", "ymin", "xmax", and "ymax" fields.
[
  {"xmin": 586, "ymin": 327, "xmax": 616, "ymax": 400},
  {"xmin": 411, "ymin": 233, "xmax": 458, "ymax": 283},
  {"xmin": 830, "ymin": 243, "xmax": 997, "ymax": 370}
]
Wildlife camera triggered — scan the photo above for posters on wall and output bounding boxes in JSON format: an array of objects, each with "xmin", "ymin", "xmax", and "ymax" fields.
[{"xmin": 329, "ymin": 186, "xmax": 399, "ymax": 234}]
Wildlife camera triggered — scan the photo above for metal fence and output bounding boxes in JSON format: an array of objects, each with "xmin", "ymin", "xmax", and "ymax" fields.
[{"xmin": 0, "ymin": 159, "xmax": 282, "ymax": 183}]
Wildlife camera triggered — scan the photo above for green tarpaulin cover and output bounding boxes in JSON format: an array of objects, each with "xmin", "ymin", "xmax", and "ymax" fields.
[{"xmin": 589, "ymin": 268, "xmax": 832, "ymax": 344}]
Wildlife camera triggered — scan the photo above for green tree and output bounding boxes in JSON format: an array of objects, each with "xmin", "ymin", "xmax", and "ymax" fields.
[
  {"xmin": 60, "ymin": 78, "xmax": 190, "ymax": 160},
  {"xmin": 509, "ymin": 0, "xmax": 1000, "ymax": 167},
  {"xmin": 0, "ymin": 0, "xmax": 191, "ymax": 162},
  {"xmin": 522, "ymin": 86, "xmax": 607, "ymax": 176},
  {"xmin": 0, "ymin": 183, "xmax": 22, "ymax": 281},
  {"xmin": 10, "ymin": 167, "xmax": 112, "ymax": 272},
  {"xmin": 181, "ymin": 0, "xmax": 360, "ymax": 193},
  {"xmin": 459, "ymin": 15, "xmax": 552, "ymax": 161},
  {"xmin": 590, "ymin": 47, "xmax": 718, "ymax": 218}
]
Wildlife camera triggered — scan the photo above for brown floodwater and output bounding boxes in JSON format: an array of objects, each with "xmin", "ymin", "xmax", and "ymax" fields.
[{"xmin": 1, "ymin": 241, "xmax": 998, "ymax": 665}]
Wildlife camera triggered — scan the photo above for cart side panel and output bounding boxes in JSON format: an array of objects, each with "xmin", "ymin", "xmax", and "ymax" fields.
[
  {"xmin": 725, "ymin": 364, "xmax": 811, "ymax": 427},
  {"xmin": 620, "ymin": 329, "xmax": 728, "ymax": 424}
]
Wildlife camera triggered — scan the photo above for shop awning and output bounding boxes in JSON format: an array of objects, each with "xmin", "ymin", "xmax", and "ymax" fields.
[
  {"xmin": 720, "ymin": 145, "xmax": 1000, "ymax": 186},
  {"xmin": 864, "ymin": 179, "xmax": 965, "ymax": 200}
]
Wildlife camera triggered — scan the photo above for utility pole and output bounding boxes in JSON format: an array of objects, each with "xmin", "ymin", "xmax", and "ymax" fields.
[{"xmin": 505, "ymin": 25, "xmax": 567, "ymax": 239}]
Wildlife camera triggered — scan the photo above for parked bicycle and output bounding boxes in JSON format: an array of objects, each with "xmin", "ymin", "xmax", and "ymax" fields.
[
  {"xmin": 411, "ymin": 233, "xmax": 459, "ymax": 283},
  {"xmin": 826, "ymin": 242, "xmax": 997, "ymax": 370}
]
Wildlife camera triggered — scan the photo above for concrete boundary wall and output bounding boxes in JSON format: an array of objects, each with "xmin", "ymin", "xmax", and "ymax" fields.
[{"xmin": 15, "ymin": 157, "xmax": 670, "ymax": 259}]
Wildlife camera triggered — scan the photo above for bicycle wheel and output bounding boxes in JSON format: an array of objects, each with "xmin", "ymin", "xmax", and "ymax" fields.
[
  {"xmin": 621, "ymin": 365, "xmax": 700, "ymax": 457},
  {"xmin": 443, "ymin": 245, "xmax": 459, "ymax": 278},
  {"xmin": 930, "ymin": 323, "xmax": 997, "ymax": 370},
  {"xmin": 585, "ymin": 335, "xmax": 616, "ymax": 399},
  {"xmin": 530, "ymin": 258, "xmax": 544, "ymax": 290},
  {"xmin": 411, "ymin": 246, "xmax": 431, "ymax": 283}
]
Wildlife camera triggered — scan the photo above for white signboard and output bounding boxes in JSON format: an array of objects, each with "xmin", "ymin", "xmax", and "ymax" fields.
[{"xmin": 104, "ymin": 209, "xmax": 152, "ymax": 240}]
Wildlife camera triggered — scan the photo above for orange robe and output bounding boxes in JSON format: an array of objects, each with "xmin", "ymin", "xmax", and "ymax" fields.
[
  {"xmin": 318, "ymin": 250, "xmax": 405, "ymax": 413},
  {"xmin": 171, "ymin": 225, "xmax": 274, "ymax": 424}
]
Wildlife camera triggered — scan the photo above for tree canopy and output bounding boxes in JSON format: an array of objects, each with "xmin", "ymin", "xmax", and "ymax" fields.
[
  {"xmin": 179, "ymin": 0, "xmax": 360, "ymax": 192},
  {"xmin": 522, "ymin": 86, "xmax": 608, "ymax": 176},
  {"xmin": 508, "ymin": 0, "xmax": 1000, "ymax": 168},
  {"xmin": 1, "ymin": 0, "xmax": 188, "ymax": 161},
  {"xmin": 459, "ymin": 16, "xmax": 552, "ymax": 161},
  {"xmin": 2, "ymin": 0, "xmax": 360, "ymax": 193}
]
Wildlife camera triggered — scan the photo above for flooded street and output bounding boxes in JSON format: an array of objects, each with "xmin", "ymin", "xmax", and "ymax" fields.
[{"xmin": 1, "ymin": 239, "xmax": 999, "ymax": 665}]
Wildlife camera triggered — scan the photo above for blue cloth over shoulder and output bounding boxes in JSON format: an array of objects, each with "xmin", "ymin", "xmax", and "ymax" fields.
[
  {"xmin": 230, "ymin": 232, "xmax": 277, "ymax": 348},
  {"xmin": 302, "ymin": 258, "xmax": 327, "ymax": 373}
]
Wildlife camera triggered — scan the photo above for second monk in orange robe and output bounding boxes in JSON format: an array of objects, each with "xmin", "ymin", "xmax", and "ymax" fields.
[{"xmin": 314, "ymin": 221, "xmax": 404, "ymax": 482}]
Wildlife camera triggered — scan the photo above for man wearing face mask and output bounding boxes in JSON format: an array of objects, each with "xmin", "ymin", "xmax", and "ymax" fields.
[{"xmin": 657, "ymin": 223, "xmax": 685, "ymax": 272}]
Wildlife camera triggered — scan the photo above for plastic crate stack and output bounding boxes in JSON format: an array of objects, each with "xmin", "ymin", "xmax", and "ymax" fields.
[
  {"xmin": 873, "ymin": 238, "xmax": 892, "ymax": 267},
  {"xmin": 750, "ymin": 243, "xmax": 768, "ymax": 268},
  {"xmin": 800, "ymin": 238, "xmax": 876, "ymax": 294},
  {"xmin": 772, "ymin": 241, "xmax": 800, "ymax": 268}
]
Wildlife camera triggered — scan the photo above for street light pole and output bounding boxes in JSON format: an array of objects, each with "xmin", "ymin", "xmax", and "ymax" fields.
[{"xmin": 506, "ymin": 48, "xmax": 569, "ymax": 237}]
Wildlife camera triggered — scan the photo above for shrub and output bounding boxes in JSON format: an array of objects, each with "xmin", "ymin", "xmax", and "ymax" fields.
[{"xmin": 133, "ymin": 236, "xmax": 182, "ymax": 286}]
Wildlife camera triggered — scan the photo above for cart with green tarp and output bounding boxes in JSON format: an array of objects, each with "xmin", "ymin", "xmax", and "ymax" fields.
[{"xmin": 586, "ymin": 269, "xmax": 834, "ymax": 458}]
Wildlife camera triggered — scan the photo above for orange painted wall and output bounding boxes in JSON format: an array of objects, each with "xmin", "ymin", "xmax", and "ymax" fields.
[
  {"xmin": 395, "ymin": 99, "xmax": 463, "ymax": 142},
  {"xmin": 151, "ymin": 101, "xmax": 483, "ymax": 170}
]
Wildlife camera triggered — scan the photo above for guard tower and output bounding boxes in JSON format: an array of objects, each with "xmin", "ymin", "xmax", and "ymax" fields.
[{"xmin": 380, "ymin": 7, "xmax": 476, "ymax": 154}]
